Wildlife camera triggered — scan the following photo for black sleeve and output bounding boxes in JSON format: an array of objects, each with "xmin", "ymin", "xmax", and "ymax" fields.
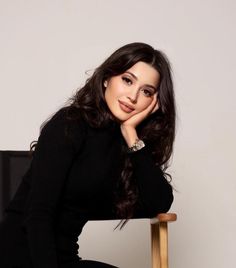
[
  {"xmin": 23, "ymin": 110, "xmax": 86, "ymax": 268},
  {"xmin": 130, "ymin": 146, "xmax": 174, "ymax": 218}
]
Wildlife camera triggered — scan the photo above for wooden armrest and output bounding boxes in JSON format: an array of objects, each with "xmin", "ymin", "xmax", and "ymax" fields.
[{"xmin": 151, "ymin": 213, "xmax": 177, "ymax": 224}]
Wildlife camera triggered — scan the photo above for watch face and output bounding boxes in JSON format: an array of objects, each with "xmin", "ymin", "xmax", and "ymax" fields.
[
  {"xmin": 129, "ymin": 139, "xmax": 145, "ymax": 152},
  {"xmin": 136, "ymin": 140, "xmax": 145, "ymax": 150}
]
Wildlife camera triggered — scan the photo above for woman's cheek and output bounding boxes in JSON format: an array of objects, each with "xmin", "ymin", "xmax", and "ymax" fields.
[{"xmin": 139, "ymin": 101, "xmax": 152, "ymax": 112}]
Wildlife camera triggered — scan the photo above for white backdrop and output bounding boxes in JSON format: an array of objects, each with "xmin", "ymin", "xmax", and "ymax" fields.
[{"xmin": 0, "ymin": 1, "xmax": 236, "ymax": 267}]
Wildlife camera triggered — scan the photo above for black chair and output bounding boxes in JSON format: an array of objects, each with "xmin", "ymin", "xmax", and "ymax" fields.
[
  {"xmin": 0, "ymin": 150, "xmax": 176, "ymax": 268},
  {"xmin": 0, "ymin": 150, "xmax": 32, "ymax": 221}
]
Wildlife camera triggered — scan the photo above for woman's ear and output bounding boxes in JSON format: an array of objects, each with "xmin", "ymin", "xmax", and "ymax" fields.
[{"xmin": 103, "ymin": 80, "xmax": 108, "ymax": 88}]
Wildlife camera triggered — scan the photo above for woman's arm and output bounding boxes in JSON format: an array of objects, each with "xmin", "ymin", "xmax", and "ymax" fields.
[
  {"xmin": 121, "ymin": 126, "xmax": 173, "ymax": 218},
  {"xmin": 120, "ymin": 95, "xmax": 173, "ymax": 217},
  {"xmin": 129, "ymin": 146, "xmax": 174, "ymax": 217},
  {"xmin": 23, "ymin": 110, "xmax": 86, "ymax": 268}
]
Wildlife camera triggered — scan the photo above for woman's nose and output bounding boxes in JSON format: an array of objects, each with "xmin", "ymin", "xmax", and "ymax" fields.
[{"xmin": 126, "ymin": 88, "xmax": 139, "ymax": 104}]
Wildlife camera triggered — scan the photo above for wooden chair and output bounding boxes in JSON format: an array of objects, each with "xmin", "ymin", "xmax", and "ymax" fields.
[{"xmin": 0, "ymin": 150, "xmax": 177, "ymax": 268}]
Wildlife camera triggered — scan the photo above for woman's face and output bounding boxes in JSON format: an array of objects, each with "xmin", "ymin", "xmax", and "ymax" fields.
[{"xmin": 104, "ymin": 61, "xmax": 160, "ymax": 122}]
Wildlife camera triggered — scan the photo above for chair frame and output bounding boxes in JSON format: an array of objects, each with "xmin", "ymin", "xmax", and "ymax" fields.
[{"xmin": 151, "ymin": 213, "xmax": 177, "ymax": 268}]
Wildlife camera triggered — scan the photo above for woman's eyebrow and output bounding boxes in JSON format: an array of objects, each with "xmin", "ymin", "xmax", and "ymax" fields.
[{"xmin": 125, "ymin": 71, "xmax": 157, "ymax": 91}]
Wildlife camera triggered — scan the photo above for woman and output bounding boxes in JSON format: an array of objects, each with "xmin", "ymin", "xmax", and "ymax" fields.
[{"xmin": 0, "ymin": 42, "xmax": 176, "ymax": 268}]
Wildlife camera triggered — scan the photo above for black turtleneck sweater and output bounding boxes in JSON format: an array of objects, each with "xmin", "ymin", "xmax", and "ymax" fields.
[{"xmin": 2, "ymin": 108, "xmax": 173, "ymax": 268}]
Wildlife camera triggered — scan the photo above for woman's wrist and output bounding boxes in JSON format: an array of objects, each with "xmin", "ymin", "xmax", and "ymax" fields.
[
  {"xmin": 121, "ymin": 126, "xmax": 145, "ymax": 153},
  {"xmin": 120, "ymin": 125, "xmax": 145, "ymax": 153},
  {"xmin": 120, "ymin": 125, "xmax": 138, "ymax": 147}
]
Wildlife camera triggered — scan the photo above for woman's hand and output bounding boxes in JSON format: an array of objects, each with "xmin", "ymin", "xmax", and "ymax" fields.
[
  {"xmin": 120, "ymin": 94, "xmax": 159, "ymax": 147},
  {"xmin": 122, "ymin": 94, "xmax": 158, "ymax": 129}
]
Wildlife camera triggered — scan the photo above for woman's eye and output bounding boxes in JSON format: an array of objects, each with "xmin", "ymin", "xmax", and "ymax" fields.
[
  {"xmin": 142, "ymin": 88, "xmax": 153, "ymax": 97},
  {"xmin": 122, "ymin": 77, "xmax": 132, "ymax": 85}
]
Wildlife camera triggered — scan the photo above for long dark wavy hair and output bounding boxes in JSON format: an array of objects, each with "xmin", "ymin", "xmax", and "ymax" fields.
[{"xmin": 31, "ymin": 42, "xmax": 176, "ymax": 227}]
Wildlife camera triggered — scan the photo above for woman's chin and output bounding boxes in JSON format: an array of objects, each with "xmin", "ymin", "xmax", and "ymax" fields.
[{"xmin": 114, "ymin": 113, "xmax": 134, "ymax": 123}]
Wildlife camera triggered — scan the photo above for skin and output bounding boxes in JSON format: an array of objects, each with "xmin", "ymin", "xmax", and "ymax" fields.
[{"xmin": 104, "ymin": 61, "xmax": 160, "ymax": 147}]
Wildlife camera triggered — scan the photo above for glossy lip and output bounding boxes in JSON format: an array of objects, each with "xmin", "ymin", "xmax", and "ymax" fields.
[{"xmin": 118, "ymin": 100, "xmax": 135, "ymax": 113}]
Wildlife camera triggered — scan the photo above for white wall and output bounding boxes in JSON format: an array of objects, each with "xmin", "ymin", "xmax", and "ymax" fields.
[{"xmin": 1, "ymin": 1, "xmax": 235, "ymax": 267}]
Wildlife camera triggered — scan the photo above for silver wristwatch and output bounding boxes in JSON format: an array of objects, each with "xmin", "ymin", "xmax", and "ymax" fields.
[{"xmin": 128, "ymin": 139, "xmax": 145, "ymax": 153}]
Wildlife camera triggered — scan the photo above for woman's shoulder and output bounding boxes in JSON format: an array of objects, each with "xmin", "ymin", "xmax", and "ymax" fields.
[
  {"xmin": 39, "ymin": 106, "xmax": 88, "ymax": 147},
  {"xmin": 43, "ymin": 106, "xmax": 87, "ymax": 130}
]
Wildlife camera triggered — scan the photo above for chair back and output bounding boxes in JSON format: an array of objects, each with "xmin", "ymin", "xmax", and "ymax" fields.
[{"xmin": 0, "ymin": 150, "xmax": 31, "ymax": 221}]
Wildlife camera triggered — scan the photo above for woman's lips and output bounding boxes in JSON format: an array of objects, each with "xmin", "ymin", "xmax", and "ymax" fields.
[{"xmin": 118, "ymin": 100, "xmax": 135, "ymax": 113}]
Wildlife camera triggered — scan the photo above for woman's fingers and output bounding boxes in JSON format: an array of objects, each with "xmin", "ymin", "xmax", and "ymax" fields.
[
  {"xmin": 151, "ymin": 102, "xmax": 159, "ymax": 114},
  {"xmin": 134, "ymin": 94, "xmax": 158, "ymax": 119},
  {"xmin": 149, "ymin": 93, "xmax": 159, "ymax": 114},
  {"xmin": 121, "ymin": 94, "xmax": 159, "ymax": 128}
]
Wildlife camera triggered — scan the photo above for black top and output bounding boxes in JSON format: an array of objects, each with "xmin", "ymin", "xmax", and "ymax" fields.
[{"xmin": 5, "ymin": 108, "xmax": 173, "ymax": 268}]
